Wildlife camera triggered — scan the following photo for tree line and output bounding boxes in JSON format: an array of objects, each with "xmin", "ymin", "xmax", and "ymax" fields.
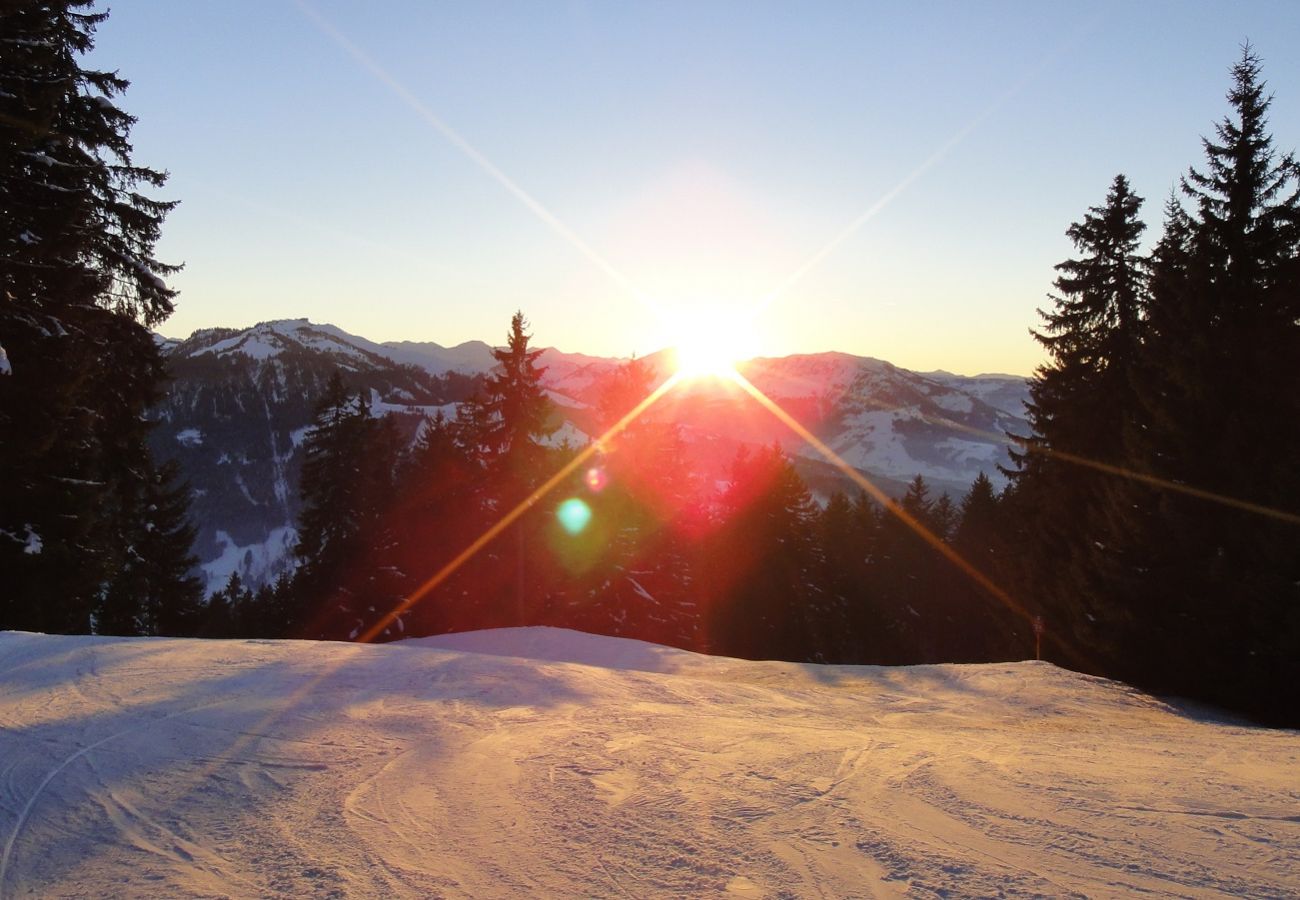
[
  {"xmin": 1003, "ymin": 47, "xmax": 1299, "ymax": 724},
  {"xmin": 200, "ymin": 313, "xmax": 1029, "ymax": 674},
  {"xmin": 1, "ymin": 1, "xmax": 204, "ymax": 636}
]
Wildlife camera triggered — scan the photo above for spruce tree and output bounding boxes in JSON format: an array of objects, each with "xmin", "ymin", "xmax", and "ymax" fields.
[
  {"xmin": 463, "ymin": 310, "xmax": 551, "ymax": 488},
  {"xmin": 1110, "ymin": 48, "xmax": 1300, "ymax": 721},
  {"xmin": 951, "ymin": 472, "xmax": 1026, "ymax": 661},
  {"xmin": 565, "ymin": 356, "xmax": 700, "ymax": 648},
  {"xmin": 391, "ymin": 411, "xmax": 480, "ymax": 635},
  {"xmin": 0, "ymin": 1, "xmax": 193, "ymax": 634},
  {"xmin": 815, "ymin": 491, "xmax": 878, "ymax": 661},
  {"xmin": 708, "ymin": 445, "xmax": 822, "ymax": 661},
  {"xmin": 871, "ymin": 475, "xmax": 942, "ymax": 662},
  {"xmin": 1012, "ymin": 174, "xmax": 1149, "ymax": 665},
  {"xmin": 292, "ymin": 374, "xmax": 405, "ymax": 640},
  {"xmin": 454, "ymin": 311, "xmax": 553, "ymax": 626},
  {"xmin": 98, "ymin": 459, "xmax": 203, "ymax": 636}
]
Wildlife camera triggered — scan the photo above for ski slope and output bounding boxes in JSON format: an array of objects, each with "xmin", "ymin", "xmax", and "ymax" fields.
[{"xmin": 0, "ymin": 628, "xmax": 1296, "ymax": 898}]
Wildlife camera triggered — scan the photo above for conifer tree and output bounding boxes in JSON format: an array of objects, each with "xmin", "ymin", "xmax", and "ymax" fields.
[
  {"xmin": 871, "ymin": 476, "xmax": 942, "ymax": 661},
  {"xmin": 1108, "ymin": 48, "xmax": 1300, "ymax": 720},
  {"xmin": 566, "ymin": 357, "xmax": 700, "ymax": 647},
  {"xmin": 815, "ymin": 491, "xmax": 877, "ymax": 661},
  {"xmin": 98, "ymin": 459, "xmax": 203, "ymax": 636},
  {"xmin": 708, "ymin": 445, "xmax": 822, "ymax": 661},
  {"xmin": 1012, "ymin": 174, "xmax": 1149, "ymax": 664},
  {"xmin": 391, "ymin": 411, "xmax": 480, "ymax": 634},
  {"xmin": 0, "ymin": 1, "xmax": 194, "ymax": 634},
  {"xmin": 951, "ymin": 472, "xmax": 1027, "ymax": 661},
  {"xmin": 462, "ymin": 311, "xmax": 551, "ymax": 488},
  {"xmin": 454, "ymin": 311, "xmax": 554, "ymax": 626},
  {"xmin": 292, "ymin": 374, "xmax": 405, "ymax": 640}
]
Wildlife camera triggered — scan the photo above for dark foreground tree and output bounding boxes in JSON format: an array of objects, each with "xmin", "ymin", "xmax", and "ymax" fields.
[
  {"xmin": 707, "ymin": 445, "xmax": 822, "ymax": 661},
  {"xmin": 1011, "ymin": 174, "xmax": 1148, "ymax": 665},
  {"xmin": 453, "ymin": 311, "xmax": 554, "ymax": 627},
  {"xmin": 291, "ymin": 373, "xmax": 406, "ymax": 640},
  {"xmin": 1107, "ymin": 48, "xmax": 1300, "ymax": 721},
  {"xmin": 0, "ymin": 1, "xmax": 197, "ymax": 634}
]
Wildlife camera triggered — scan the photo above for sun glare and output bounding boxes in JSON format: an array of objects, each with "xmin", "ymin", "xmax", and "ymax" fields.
[{"xmin": 667, "ymin": 307, "xmax": 760, "ymax": 380}]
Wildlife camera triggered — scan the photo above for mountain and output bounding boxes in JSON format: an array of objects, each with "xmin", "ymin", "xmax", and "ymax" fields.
[
  {"xmin": 149, "ymin": 320, "xmax": 478, "ymax": 596},
  {"xmin": 149, "ymin": 319, "xmax": 1030, "ymax": 594},
  {"xmin": 920, "ymin": 369, "xmax": 1032, "ymax": 421},
  {"xmin": 740, "ymin": 355, "xmax": 1028, "ymax": 496}
]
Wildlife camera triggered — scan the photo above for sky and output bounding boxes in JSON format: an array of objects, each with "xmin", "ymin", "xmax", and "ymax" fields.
[{"xmin": 90, "ymin": 1, "xmax": 1300, "ymax": 375}]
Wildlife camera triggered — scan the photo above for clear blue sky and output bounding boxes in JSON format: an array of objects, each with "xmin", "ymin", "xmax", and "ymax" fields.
[{"xmin": 91, "ymin": 1, "xmax": 1299, "ymax": 375}]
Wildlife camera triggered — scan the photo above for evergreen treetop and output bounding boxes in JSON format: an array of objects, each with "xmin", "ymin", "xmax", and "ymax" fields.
[{"xmin": 1182, "ymin": 45, "xmax": 1299, "ymax": 301}]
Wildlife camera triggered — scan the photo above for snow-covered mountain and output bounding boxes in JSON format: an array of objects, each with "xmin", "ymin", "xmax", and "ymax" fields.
[
  {"xmin": 150, "ymin": 319, "xmax": 1030, "ymax": 594},
  {"xmin": 739, "ymin": 354, "xmax": 1028, "ymax": 495},
  {"xmin": 2, "ymin": 628, "xmax": 1294, "ymax": 897},
  {"xmin": 150, "ymin": 320, "xmax": 477, "ymax": 595}
]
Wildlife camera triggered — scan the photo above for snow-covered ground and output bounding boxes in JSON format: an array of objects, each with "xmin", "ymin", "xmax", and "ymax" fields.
[{"xmin": 1, "ymin": 628, "xmax": 1296, "ymax": 898}]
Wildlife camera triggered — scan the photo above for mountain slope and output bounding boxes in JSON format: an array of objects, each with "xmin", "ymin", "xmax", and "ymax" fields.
[
  {"xmin": 1, "ymin": 628, "xmax": 1294, "ymax": 898},
  {"xmin": 150, "ymin": 320, "xmax": 476, "ymax": 594}
]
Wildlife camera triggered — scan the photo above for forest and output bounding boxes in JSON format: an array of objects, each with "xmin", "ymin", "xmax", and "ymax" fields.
[{"xmin": 1, "ymin": 3, "xmax": 1297, "ymax": 725}]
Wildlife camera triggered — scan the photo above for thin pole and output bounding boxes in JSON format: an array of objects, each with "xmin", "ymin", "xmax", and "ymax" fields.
[{"xmin": 517, "ymin": 524, "xmax": 525, "ymax": 626}]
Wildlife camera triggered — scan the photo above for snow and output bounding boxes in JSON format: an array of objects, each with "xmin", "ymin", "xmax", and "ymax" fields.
[
  {"xmin": 931, "ymin": 392, "xmax": 974, "ymax": 414},
  {"xmin": 196, "ymin": 321, "xmax": 373, "ymax": 365},
  {"xmin": 174, "ymin": 428, "xmax": 203, "ymax": 448},
  {"xmin": 0, "ymin": 627, "xmax": 1295, "ymax": 898},
  {"xmin": 366, "ymin": 389, "xmax": 458, "ymax": 420},
  {"xmin": 936, "ymin": 436, "xmax": 1000, "ymax": 465},
  {"xmin": 0, "ymin": 525, "xmax": 42, "ymax": 555},
  {"xmin": 199, "ymin": 526, "xmax": 297, "ymax": 595},
  {"xmin": 625, "ymin": 576, "xmax": 658, "ymax": 605},
  {"xmin": 0, "ymin": 343, "xmax": 9, "ymax": 376},
  {"xmin": 823, "ymin": 408, "xmax": 914, "ymax": 475},
  {"xmin": 541, "ymin": 420, "xmax": 589, "ymax": 448},
  {"xmin": 741, "ymin": 352, "xmax": 866, "ymax": 401}
]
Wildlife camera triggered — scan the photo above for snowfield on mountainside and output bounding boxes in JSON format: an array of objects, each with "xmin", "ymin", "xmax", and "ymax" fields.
[{"xmin": 1, "ymin": 628, "xmax": 1296, "ymax": 899}]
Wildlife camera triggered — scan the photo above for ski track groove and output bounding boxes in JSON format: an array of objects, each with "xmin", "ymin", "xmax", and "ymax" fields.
[{"xmin": 0, "ymin": 696, "xmax": 233, "ymax": 899}]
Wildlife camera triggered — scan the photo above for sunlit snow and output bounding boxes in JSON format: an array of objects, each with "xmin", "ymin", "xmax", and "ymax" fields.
[{"xmin": 1, "ymin": 628, "xmax": 1295, "ymax": 897}]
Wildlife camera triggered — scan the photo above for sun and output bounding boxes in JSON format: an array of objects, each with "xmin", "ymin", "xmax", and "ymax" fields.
[{"xmin": 665, "ymin": 307, "xmax": 761, "ymax": 380}]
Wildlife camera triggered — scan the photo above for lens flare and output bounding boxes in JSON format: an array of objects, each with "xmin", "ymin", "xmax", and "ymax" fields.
[
  {"xmin": 584, "ymin": 466, "xmax": 609, "ymax": 493},
  {"xmin": 557, "ymin": 497, "xmax": 593, "ymax": 535}
]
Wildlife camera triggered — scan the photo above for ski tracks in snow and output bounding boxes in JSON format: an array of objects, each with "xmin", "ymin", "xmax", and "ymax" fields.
[{"xmin": 1, "ymin": 631, "xmax": 1298, "ymax": 897}]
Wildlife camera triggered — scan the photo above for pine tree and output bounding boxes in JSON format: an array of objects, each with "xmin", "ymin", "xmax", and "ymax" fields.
[
  {"xmin": 1109, "ymin": 48, "xmax": 1300, "ymax": 721},
  {"xmin": 453, "ymin": 311, "xmax": 554, "ymax": 627},
  {"xmin": 390, "ymin": 411, "xmax": 480, "ymax": 635},
  {"xmin": 950, "ymin": 472, "xmax": 1027, "ymax": 661},
  {"xmin": 0, "ymin": 2, "xmax": 193, "ymax": 634},
  {"xmin": 462, "ymin": 311, "xmax": 551, "ymax": 488},
  {"xmin": 815, "ymin": 491, "xmax": 877, "ymax": 661},
  {"xmin": 1011, "ymin": 174, "xmax": 1149, "ymax": 665},
  {"xmin": 98, "ymin": 459, "xmax": 203, "ymax": 636},
  {"xmin": 557, "ymin": 356, "xmax": 701, "ymax": 648},
  {"xmin": 291, "ymin": 374, "xmax": 405, "ymax": 640},
  {"xmin": 870, "ymin": 475, "xmax": 943, "ymax": 661},
  {"xmin": 708, "ymin": 445, "xmax": 822, "ymax": 661},
  {"xmin": 930, "ymin": 493, "xmax": 957, "ymax": 544},
  {"xmin": 201, "ymin": 572, "xmax": 247, "ymax": 638},
  {"xmin": 953, "ymin": 472, "xmax": 999, "ymax": 556}
]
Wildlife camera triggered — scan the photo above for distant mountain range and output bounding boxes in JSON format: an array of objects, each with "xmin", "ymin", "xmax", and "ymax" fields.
[{"xmin": 150, "ymin": 319, "xmax": 1030, "ymax": 595}]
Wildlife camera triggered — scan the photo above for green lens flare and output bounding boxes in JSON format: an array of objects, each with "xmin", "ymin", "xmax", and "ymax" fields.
[{"xmin": 556, "ymin": 497, "xmax": 592, "ymax": 535}]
